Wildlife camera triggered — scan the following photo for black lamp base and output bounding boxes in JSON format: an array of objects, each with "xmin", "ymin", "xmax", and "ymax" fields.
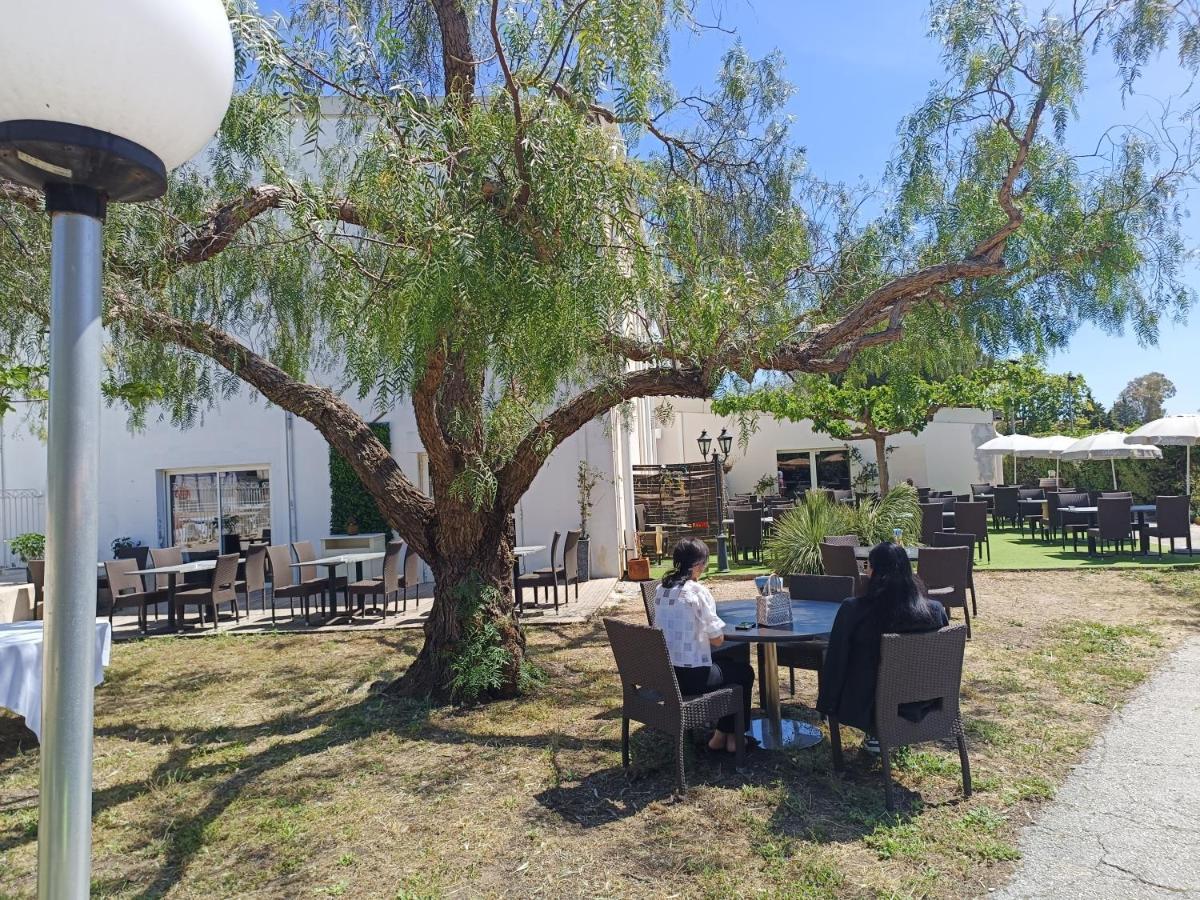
[{"xmin": 0, "ymin": 120, "xmax": 166, "ymax": 210}]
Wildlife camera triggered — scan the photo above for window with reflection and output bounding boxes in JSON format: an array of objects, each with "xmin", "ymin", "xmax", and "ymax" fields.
[{"xmin": 167, "ymin": 467, "xmax": 270, "ymax": 552}]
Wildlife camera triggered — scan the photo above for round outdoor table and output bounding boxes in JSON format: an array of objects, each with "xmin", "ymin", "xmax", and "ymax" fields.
[
  {"xmin": 717, "ymin": 598, "xmax": 842, "ymax": 750},
  {"xmin": 853, "ymin": 545, "xmax": 918, "ymax": 560}
]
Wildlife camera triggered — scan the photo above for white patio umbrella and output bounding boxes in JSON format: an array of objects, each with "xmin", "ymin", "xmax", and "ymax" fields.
[
  {"xmin": 1124, "ymin": 414, "xmax": 1200, "ymax": 499},
  {"xmin": 1059, "ymin": 431, "xmax": 1162, "ymax": 490},
  {"xmin": 976, "ymin": 433, "xmax": 1045, "ymax": 483},
  {"xmin": 1022, "ymin": 435, "xmax": 1077, "ymax": 481}
]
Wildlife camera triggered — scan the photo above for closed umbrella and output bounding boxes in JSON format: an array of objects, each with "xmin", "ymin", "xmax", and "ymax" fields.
[
  {"xmin": 1059, "ymin": 431, "xmax": 1162, "ymax": 490},
  {"xmin": 977, "ymin": 433, "xmax": 1045, "ymax": 483},
  {"xmin": 1124, "ymin": 414, "xmax": 1200, "ymax": 500}
]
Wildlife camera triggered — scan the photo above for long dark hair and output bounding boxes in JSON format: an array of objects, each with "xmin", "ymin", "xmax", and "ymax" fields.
[
  {"xmin": 661, "ymin": 537, "xmax": 710, "ymax": 588},
  {"xmin": 863, "ymin": 542, "xmax": 942, "ymax": 630}
]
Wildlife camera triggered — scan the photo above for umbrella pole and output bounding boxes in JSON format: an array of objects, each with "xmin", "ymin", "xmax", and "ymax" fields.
[
  {"xmin": 1111, "ymin": 457, "xmax": 1118, "ymax": 491},
  {"xmin": 1188, "ymin": 445, "xmax": 1192, "ymax": 509}
]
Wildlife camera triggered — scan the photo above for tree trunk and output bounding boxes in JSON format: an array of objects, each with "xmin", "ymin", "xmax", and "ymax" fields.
[
  {"xmin": 873, "ymin": 433, "xmax": 890, "ymax": 494},
  {"xmin": 388, "ymin": 522, "xmax": 526, "ymax": 702}
]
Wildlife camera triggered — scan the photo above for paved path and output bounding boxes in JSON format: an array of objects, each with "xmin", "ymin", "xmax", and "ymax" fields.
[{"xmin": 995, "ymin": 635, "xmax": 1200, "ymax": 899}]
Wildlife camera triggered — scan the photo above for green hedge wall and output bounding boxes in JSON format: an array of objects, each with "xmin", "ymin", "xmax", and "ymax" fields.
[
  {"xmin": 329, "ymin": 423, "xmax": 392, "ymax": 535},
  {"xmin": 1009, "ymin": 445, "xmax": 1198, "ymax": 506}
]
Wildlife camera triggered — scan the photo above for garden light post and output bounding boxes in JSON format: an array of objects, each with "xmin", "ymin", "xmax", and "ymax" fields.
[
  {"xmin": 697, "ymin": 429, "xmax": 733, "ymax": 572},
  {"xmin": 0, "ymin": 3, "xmax": 233, "ymax": 897}
]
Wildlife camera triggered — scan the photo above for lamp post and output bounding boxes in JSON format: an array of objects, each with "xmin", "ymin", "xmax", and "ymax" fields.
[
  {"xmin": 0, "ymin": 4, "xmax": 233, "ymax": 897},
  {"xmin": 698, "ymin": 429, "xmax": 733, "ymax": 571}
]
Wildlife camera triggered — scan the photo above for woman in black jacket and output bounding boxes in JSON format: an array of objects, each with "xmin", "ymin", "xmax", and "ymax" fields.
[{"xmin": 816, "ymin": 541, "xmax": 948, "ymax": 734}]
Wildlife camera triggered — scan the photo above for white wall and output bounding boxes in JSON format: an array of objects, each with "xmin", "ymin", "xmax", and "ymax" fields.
[
  {"xmin": 1, "ymin": 383, "xmax": 626, "ymax": 579},
  {"xmin": 653, "ymin": 398, "xmax": 1002, "ymax": 493}
]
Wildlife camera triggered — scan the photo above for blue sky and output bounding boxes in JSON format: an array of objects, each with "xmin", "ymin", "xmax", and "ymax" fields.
[{"xmin": 257, "ymin": 1, "xmax": 1199, "ymax": 413}]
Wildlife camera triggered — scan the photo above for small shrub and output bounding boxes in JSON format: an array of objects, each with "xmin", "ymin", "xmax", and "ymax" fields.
[{"xmin": 9, "ymin": 532, "xmax": 45, "ymax": 562}]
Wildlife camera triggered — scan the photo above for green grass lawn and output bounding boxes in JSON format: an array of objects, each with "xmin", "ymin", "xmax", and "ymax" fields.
[{"xmin": 649, "ymin": 524, "xmax": 1199, "ymax": 579}]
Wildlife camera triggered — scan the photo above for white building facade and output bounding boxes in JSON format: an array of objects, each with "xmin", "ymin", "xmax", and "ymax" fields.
[{"xmin": 1, "ymin": 387, "xmax": 1001, "ymax": 573}]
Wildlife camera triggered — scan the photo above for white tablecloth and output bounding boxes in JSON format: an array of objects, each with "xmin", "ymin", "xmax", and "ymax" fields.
[{"xmin": 0, "ymin": 620, "xmax": 112, "ymax": 740}]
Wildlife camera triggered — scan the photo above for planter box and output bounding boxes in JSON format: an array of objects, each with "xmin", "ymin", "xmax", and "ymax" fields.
[{"xmin": 577, "ymin": 537, "xmax": 591, "ymax": 582}]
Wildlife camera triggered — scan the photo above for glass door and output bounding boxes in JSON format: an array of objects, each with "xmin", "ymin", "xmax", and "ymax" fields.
[
  {"xmin": 775, "ymin": 451, "xmax": 813, "ymax": 498},
  {"xmin": 815, "ymin": 449, "xmax": 851, "ymax": 490},
  {"xmin": 168, "ymin": 472, "xmax": 220, "ymax": 550},
  {"xmin": 166, "ymin": 467, "xmax": 271, "ymax": 552}
]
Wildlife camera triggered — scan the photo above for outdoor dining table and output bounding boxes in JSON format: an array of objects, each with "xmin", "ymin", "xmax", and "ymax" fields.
[
  {"xmin": 645, "ymin": 522, "xmax": 691, "ymax": 559},
  {"xmin": 0, "ymin": 620, "xmax": 111, "ymax": 740},
  {"xmin": 717, "ymin": 598, "xmax": 843, "ymax": 750},
  {"xmin": 289, "ymin": 551, "xmax": 385, "ymax": 620},
  {"xmin": 512, "ymin": 545, "xmax": 545, "ymax": 615},
  {"xmin": 132, "ymin": 557, "xmax": 245, "ymax": 632}
]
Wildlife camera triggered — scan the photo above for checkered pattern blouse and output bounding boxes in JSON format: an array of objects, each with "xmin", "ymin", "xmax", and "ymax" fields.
[{"xmin": 654, "ymin": 579, "xmax": 726, "ymax": 668}]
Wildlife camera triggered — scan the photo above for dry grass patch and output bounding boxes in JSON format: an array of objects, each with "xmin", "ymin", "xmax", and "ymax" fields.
[{"xmin": 0, "ymin": 569, "xmax": 1197, "ymax": 898}]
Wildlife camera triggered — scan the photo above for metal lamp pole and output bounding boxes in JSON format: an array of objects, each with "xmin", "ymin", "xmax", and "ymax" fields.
[
  {"xmin": 38, "ymin": 186, "xmax": 105, "ymax": 898},
  {"xmin": 711, "ymin": 450, "xmax": 729, "ymax": 572},
  {"xmin": 0, "ymin": 5, "xmax": 234, "ymax": 895}
]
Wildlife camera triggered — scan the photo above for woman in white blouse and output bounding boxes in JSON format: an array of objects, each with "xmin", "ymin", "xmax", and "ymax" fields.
[{"xmin": 654, "ymin": 538, "xmax": 756, "ymax": 753}]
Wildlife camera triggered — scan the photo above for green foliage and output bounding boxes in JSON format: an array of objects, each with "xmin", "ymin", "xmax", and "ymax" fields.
[
  {"xmin": 447, "ymin": 580, "xmax": 512, "ymax": 704},
  {"xmin": 329, "ymin": 424, "xmax": 391, "ymax": 535},
  {"xmin": 110, "ymin": 536, "xmax": 139, "ymax": 558},
  {"xmin": 765, "ymin": 485, "xmax": 920, "ymax": 575},
  {"xmin": 576, "ymin": 461, "xmax": 604, "ymax": 538},
  {"xmin": 754, "ymin": 473, "xmax": 778, "ymax": 497},
  {"xmin": 1111, "ymin": 372, "xmax": 1176, "ymax": 428},
  {"xmin": 9, "ymin": 532, "xmax": 45, "ymax": 562},
  {"xmin": 0, "ymin": 364, "xmax": 46, "ymax": 417}
]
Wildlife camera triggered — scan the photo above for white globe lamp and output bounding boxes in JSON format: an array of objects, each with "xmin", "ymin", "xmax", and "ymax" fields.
[{"xmin": 0, "ymin": 3, "xmax": 234, "ymax": 898}]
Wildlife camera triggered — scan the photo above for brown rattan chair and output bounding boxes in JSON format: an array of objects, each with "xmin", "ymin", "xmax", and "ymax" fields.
[
  {"xmin": 990, "ymin": 486, "xmax": 1019, "ymax": 530},
  {"xmin": 953, "ymin": 501, "xmax": 989, "ymax": 561},
  {"xmin": 603, "ymin": 617, "xmax": 744, "ymax": 794},
  {"xmin": 639, "ymin": 579, "xmax": 658, "ymax": 626},
  {"xmin": 293, "ymin": 540, "xmax": 346, "ymax": 614},
  {"xmin": 517, "ymin": 532, "xmax": 563, "ymax": 612},
  {"xmin": 148, "ymin": 546, "xmax": 183, "ymax": 593},
  {"xmin": 733, "ymin": 508, "xmax": 764, "ymax": 563},
  {"xmin": 773, "ymin": 574, "xmax": 857, "ymax": 697},
  {"xmin": 348, "ymin": 539, "xmax": 404, "ymax": 618},
  {"xmin": 397, "ymin": 545, "xmax": 421, "ymax": 610},
  {"xmin": 531, "ymin": 530, "xmax": 581, "ymax": 604},
  {"xmin": 103, "ymin": 558, "xmax": 167, "ymax": 633},
  {"xmin": 26, "ymin": 559, "xmax": 45, "ymax": 620},
  {"xmin": 819, "ymin": 542, "xmax": 860, "ymax": 579},
  {"xmin": 1146, "ymin": 495, "xmax": 1194, "ymax": 556},
  {"xmin": 1055, "ymin": 491, "xmax": 1093, "ymax": 551},
  {"xmin": 266, "ymin": 543, "xmax": 326, "ymax": 624},
  {"xmin": 830, "ymin": 624, "xmax": 971, "ymax": 810},
  {"xmin": 173, "ymin": 552, "xmax": 240, "ymax": 630},
  {"xmin": 236, "ymin": 544, "xmax": 268, "ymax": 614},
  {"xmin": 1087, "ymin": 496, "xmax": 1134, "ymax": 556},
  {"xmin": 919, "ymin": 503, "xmax": 946, "ymax": 545},
  {"xmin": 917, "ymin": 545, "xmax": 972, "ymax": 637},
  {"xmin": 931, "ymin": 531, "xmax": 977, "ymax": 616}
]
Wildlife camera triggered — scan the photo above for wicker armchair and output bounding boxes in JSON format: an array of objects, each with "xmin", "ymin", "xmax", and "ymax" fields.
[
  {"xmin": 173, "ymin": 552, "xmax": 241, "ymax": 630},
  {"xmin": 293, "ymin": 540, "xmax": 347, "ymax": 612},
  {"xmin": 821, "ymin": 534, "xmax": 860, "ymax": 547},
  {"xmin": 639, "ymin": 579, "xmax": 657, "ymax": 625},
  {"xmin": 603, "ymin": 618, "xmax": 744, "ymax": 793},
  {"xmin": 953, "ymin": 502, "xmax": 989, "ymax": 561},
  {"xmin": 1087, "ymin": 496, "xmax": 1134, "ymax": 556},
  {"xmin": 266, "ymin": 543, "xmax": 326, "ymax": 624},
  {"xmin": 1055, "ymin": 492, "xmax": 1093, "ymax": 551},
  {"xmin": 103, "ymin": 558, "xmax": 167, "ymax": 633},
  {"xmin": 733, "ymin": 508, "xmax": 764, "ymax": 563},
  {"xmin": 917, "ymin": 545, "xmax": 972, "ymax": 637},
  {"xmin": 773, "ymin": 574, "xmax": 856, "ymax": 698},
  {"xmin": 237, "ymin": 544, "xmax": 268, "ymax": 614},
  {"xmin": 819, "ymin": 541, "xmax": 862, "ymax": 588},
  {"xmin": 517, "ymin": 531, "xmax": 563, "ymax": 612},
  {"xmin": 530, "ymin": 529, "xmax": 581, "ymax": 605},
  {"xmin": 829, "ymin": 624, "xmax": 971, "ymax": 810},
  {"xmin": 991, "ymin": 486, "xmax": 1019, "ymax": 530},
  {"xmin": 931, "ymin": 531, "xmax": 977, "ymax": 616},
  {"xmin": 1147, "ymin": 496, "xmax": 1194, "ymax": 556},
  {"xmin": 348, "ymin": 539, "xmax": 404, "ymax": 618},
  {"xmin": 919, "ymin": 503, "xmax": 946, "ymax": 545}
]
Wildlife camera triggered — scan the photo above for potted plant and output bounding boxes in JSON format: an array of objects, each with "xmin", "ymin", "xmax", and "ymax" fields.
[
  {"xmin": 9, "ymin": 532, "xmax": 45, "ymax": 565},
  {"xmin": 110, "ymin": 536, "xmax": 139, "ymax": 558},
  {"xmin": 754, "ymin": 473, "xmax": 777, "ymax": 499},
  {"xmin": 577, "ymin": 461, "xmax": 605, "ymax": 582}
]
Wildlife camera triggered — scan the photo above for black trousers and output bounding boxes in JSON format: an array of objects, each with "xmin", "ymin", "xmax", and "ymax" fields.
[{"xmin": 675, "ymin": 646, "xmax": 755, "ymax": 734}]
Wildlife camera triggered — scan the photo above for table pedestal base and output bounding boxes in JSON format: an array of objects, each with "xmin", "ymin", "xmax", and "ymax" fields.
[{"xmin": 751, "ymin": 715, "xmax": 823, "ymax": 750}]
